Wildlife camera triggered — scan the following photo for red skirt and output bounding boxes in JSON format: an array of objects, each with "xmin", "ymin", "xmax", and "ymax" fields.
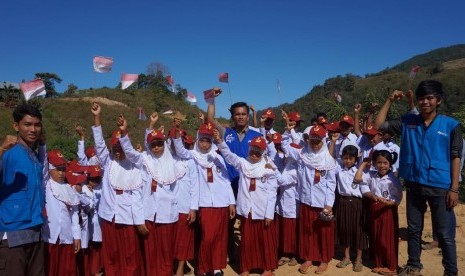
[
  {"xmin": 174, "ymin": 213, "xmax": 195, "ymax": 261},
  {"xmin": 45, "ymin": 242, "xmax": 76, "ymax": 276},
  {"xmin": 276, "ymin": 214, "xmax": 297, "ymax": 255},
  {"xmin": 76, "ymin": 248, "xmax": 89, "ymax": 276},
  {"xmin": 88, "ymin": 241, "xmax": 103, "ymax": 275},
  {"xmin": 142, "ymin": 220, "xmax": 176, "ymax": 276},
  {"xmin": 298, "ymin": 203, "xmax": 335, "ymax": 263},
  {"xmin": 101, "ymin": 219, "xmax": 144, "ymax": 276},
  {"xmin": 239, "ymin": 214, "xmax": 278, "ymax": 273},
  {"xmin": 368, "ymin": 201, "xmax": 399, "ymax": 271},
  {"xmin": 197, "ymin": 207, "xmax": 229, "ymax": 274}
]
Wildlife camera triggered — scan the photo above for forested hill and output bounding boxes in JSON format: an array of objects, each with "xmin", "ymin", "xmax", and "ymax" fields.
[{"xmin": 266, "ymin": 44, "xmax": 465, "ymax": 131}]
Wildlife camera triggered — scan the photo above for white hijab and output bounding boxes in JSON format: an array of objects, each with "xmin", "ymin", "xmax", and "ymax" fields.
[
  {"xmin": 143, "ymin": 141, "xmax": 187, "ymax": 185},
  {"xmin": 190, "ymin": 136, "xmax": 219, "ymax": 169},
  {"xmin": 300, "ymin": 138, "xmax": 337, "ymax": 171},
  {"xmin": 50, "ymin": 179, "xmax": 80, "ymax": 206},
  {"xmin": 108, "ymin": 158, "xmax": 143, "ymax": 190}
]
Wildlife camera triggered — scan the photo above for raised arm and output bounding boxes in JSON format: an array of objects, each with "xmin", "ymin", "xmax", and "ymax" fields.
[
  {"xmin": 91, "ymin": 103, "xmax": 110, "ymax": 165},
  {"xmin": 353, "ymin": 103, "xmax": 362, "ymax": 137},
  {"xmin": 374, "ymin": 90, "xmax": 404, "ymax": 129},
  {"xmin": 75, "ymin": 125, "xmax": 88, "ymax": 165},
  {"xmin": 117, "ymin": 115, "xmax": 143, "ymax": 167},
  {"xmin": 213, "ymin": 129, "xmax": 243, "ymax": 171},
  {"xmin": 172, "ymin": 137, "xmax": 193, "ymax": 160}
]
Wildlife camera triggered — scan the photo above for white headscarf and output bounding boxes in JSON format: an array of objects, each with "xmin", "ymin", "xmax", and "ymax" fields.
[
  {"xmin": 143, "ymin": 141, "xmax": 187, "ymax": 185},
  {"xmin": 190, "ymin": 136, "xmax": 219, "ymax": 169},
  {"xmin": 300, "ymin": 138, "xmax": 337, "ymax": 171},
  {"xmin": 108, "ymin": 158, "xmax": 143, "ymax": 190}
]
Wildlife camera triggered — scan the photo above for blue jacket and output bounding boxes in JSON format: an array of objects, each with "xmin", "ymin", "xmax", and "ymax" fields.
[
  {"xmin": 223, "ymin": 127, "xmax": 262, "ymax": 182},
  {"xmin": 0, "ymin": 144, "xmax": 45, "ymax": 231},
  {"xmin": 399, "ymin": 114, "xmax": 459, "ymax": 189}
]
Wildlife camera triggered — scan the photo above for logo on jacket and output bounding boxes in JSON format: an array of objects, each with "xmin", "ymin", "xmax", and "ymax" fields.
[{"xmin": 225, "ymin": 133, "xmax": 234, "ymax": 143}]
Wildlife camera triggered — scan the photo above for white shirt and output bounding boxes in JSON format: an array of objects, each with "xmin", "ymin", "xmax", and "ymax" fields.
[
  {"xmin": 384, "ymin": 141, "xmax": 400, "ymax": 172},
  {"xmin": 335, "ymin": 165, "xmax": 362, "ymax": 198},
  {"xmin": 173, "ymin": 138, "xmax": 235, "ymax": 208},
  {"xmin": 360, "ymin": 171, "xmax": 403, "ymax": 205},
  {"xmin": 218, "ymin": 142, "xmax": 277, "ymax": 219},
  {"xmin": 334, "ymin": 132, "xmax": 358, "ymax": 165},
  {"xmin": 176, "ymin": 159, "xmax": 200, "ymax": 214},
  {"xmin": 92, "ymin": 126, "xmax": 145, "ymax": 225}
]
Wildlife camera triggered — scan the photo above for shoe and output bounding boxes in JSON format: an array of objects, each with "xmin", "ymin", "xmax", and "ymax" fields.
[
  {"xmin": 314, "ymin": 263, "xmax": 328, "ymax": 274},
  {"xmin": 353, "ymin": 262, "xmax": 363, "ymax": 272},
  {"xmin": 213, "ymin": 270, "xmax": 224, "ymax": 276},
  {"xmin": 298, "ymin": 261, "xmax": 312, "ymax": 274},
  {"xmin": 288, "ymin": 257, "xmax": 298, "ymax": 266},
  {"xmin": 378, "ymin": 267, "xmax": 397, "ymax": 275},
  {"xmin": 278, "ymin": 256, "xmax": 290, "ymax": 266},
  {"xmin": 398, "ymin": 265, "xmax": 421, "ymax": 276},
  {"xmin": 336, "ymin": 259, "xmax": 351, "ymax": 268}
]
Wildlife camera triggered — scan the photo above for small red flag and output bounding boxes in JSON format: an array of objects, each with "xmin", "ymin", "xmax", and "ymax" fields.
[
  {"xmin": 218, "ymin": 72, "xmax": 229, "ymax": 83},
  {"xmin": 409, "ymin": 65, "xmax": 421, "ymax": 79},
  {"xmin": 93, "ymin": 56, "xmax": 113, "ymax": 73},
  {"xmin": 20, "ymin": 79, "xmax": 46, "ymax": 101},
  {"xmin": 166, "ymin": 75, "xmax": 174, "ymax": 86},
  {"xmin": 121, "ymin": 73, "xmax": 138, "ymax": 90}
]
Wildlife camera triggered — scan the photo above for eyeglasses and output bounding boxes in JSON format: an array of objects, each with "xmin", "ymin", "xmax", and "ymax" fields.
[
  {"xmin": 249, "ymin": 150, "xmax": 262, "ymax": 157},
  {"xmin": 150, "ymin": 140, "xmax": 165, "ymax": 147}
]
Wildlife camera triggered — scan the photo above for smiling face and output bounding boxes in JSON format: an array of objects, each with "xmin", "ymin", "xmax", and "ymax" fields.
[
  {"xmin": 374, "ymin": 155, "xmax": 391, "ymax": 176},
  {"xmin": 13, "ymin": 115, "xmax": 42, "ymax": 147},
  {"xmin": 342, "ymin": 155, "xmax": 357, "ymax": 169},
  {"xmin": 417, "ymin": 94, "xmax": 441, "ymax": 116}
]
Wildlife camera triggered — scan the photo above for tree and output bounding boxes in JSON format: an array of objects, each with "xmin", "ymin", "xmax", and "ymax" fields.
[
  {"xmin": 64, "ymin": 83, "xmax": 78, "ymax": 95},
  {"xmin": 35, "ymin": 72, "xmax": 62, "ymax": 98}
]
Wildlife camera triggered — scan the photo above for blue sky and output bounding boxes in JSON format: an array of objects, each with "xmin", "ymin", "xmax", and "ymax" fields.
[{"xmin": 1, "ymin": 0, "xmax": 464, "ymax": 118}]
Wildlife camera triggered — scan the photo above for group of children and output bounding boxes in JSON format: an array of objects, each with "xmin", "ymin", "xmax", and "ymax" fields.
[{"xmin": 41, "ymin": 101, "xmax": 404, "ymax": 276}]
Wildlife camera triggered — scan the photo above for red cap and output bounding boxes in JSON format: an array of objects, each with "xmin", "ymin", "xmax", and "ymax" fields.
[
  {"xmin": 290, "ymin": 143, "xmax": 302, "ymax": 149},
  {"xmin": 85, "ymin": 146, "xmax": 96, "ymax": 159},
  {"xmin": 339, "ymin": 115, "xmax": 354, "ymax": 126},
  {"xmin": 168, "ymin": 127, "xmax": 186, "ymax": 138},
  {"xmin": 287, "ymin": 112, "xmax": 303, "ymax": 122},
  {"xmin": 249, "ymin": 136, "xmax": 266, "ymax": 151},
  {"xmin": 309, "ymin": 125, "xmax": 327, "ymax": 140},
  {"xmin": 271, "ymin": 132, "xmax": 282, "ymax": 144},
  {"xmin": 109, "ymin": 130, "xmax": 122, "ymax": 146},
  {"xmin": 146, "ymin": 129, "xmax": 165, "ymax": 144},
  {"xmin": 198, "ymin": 122, "xmax": 215, "ymax": 136},
  {"xmin": 87, "ymin": 165, "xmax": 103, "ymax": 178},
  {"xmin": 262, "ymin": 109, "xmax": 275, "ymax": 120},
  {"xmin": 66, "ymin": 171, "xmax": 87, "ymax": 186},
  {"xmin": 363, "ymin": 124, "xmax": 380, "ymax": 136},
  {"xmin": 48, "ymin": 150, "xmax": 67, "ymax": 167},
  {"xmin": 325, "ymin": 121, "xmax": 340, "ymax": 132},
  {"xmin": 67, "ymin": 160, "xmax": 87, "ymax": 174},
  {"xmin": 183, "ymin": 135, "xmax": 195, "ymax": 145}
]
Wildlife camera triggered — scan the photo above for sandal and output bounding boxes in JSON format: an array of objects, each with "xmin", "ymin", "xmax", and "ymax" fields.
[
  {"xmin": 336, "ymin": 259, "xmax": 351, "ymax": 268},
  {"xmin": 315, "ymin": 263, "xmax": 328, "ymax": 274},
  {"xmin": 378, "ymin": 267, "xmax": 397, "ymax": 275},
  {"xmin": 371, "ymin": 267, "xmax": 383, "ymax": 273},
  {"xmin": 278, "ymin": 256, "xmax": 290, "ymax": 266},
  {"xmin": 298, "ymin": 261, "xmax": 312, "ymax": 274},
  {"xmin": 288, "ymin": 257, "xmax": 298, "ymax": 266},
  {"xmin": 353, "ymin": 262, "xmax": 363, "ymax": 272}
]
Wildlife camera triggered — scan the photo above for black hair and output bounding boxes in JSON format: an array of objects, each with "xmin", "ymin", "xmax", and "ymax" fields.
[
  {"xmin": 316, "ymin": 112, "xmax": 327, "ymax": 119},
  {"xmin": 341, "ymin": 145, "xmax": 359, "ymax": 158},
  {"xmin": 415, "ymin": 80, "xmax": 443, "ymax": 100},
  {"xmin": 372, "ymin": 150, "xmax": 398, "ymax": 166},
  {"xmin": 310, "ymin": 117, "xmax": 318, "ymax": 125},
  {"xmin": 13, "ymin": 104, "xmax": 42, "ymax": 122},
  {"xmin": 229, "ymin": 102, "xmax": 249, "ymax": 116}
]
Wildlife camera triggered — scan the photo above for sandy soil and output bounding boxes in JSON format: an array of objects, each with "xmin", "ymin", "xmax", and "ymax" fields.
[{"xmin": 220, "ymin": 192, "xmax": 464, "ymax": 276}]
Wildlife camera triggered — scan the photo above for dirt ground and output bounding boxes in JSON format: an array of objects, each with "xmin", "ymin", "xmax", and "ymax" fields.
[{"xmin": 219, "ymin": 192, "xmax": 465, "ymax": 276}]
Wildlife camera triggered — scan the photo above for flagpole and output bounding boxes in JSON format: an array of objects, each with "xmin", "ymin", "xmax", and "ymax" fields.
[{"xmin": 227, "ymin": 82, "xmax": 233, "ymax": 105}]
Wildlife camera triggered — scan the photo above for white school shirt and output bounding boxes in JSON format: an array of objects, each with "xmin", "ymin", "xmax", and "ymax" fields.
[
  {"xmin": 75, "ymin": 186, "xmax": 92, "ymax": 248},
  {"xmin": 92, "ymin": 126, "xmax": 144, "ymax": 225},
  {"xmin": 274, "ymin": 161, "xmax": 299, "ymax": 218},
  {"xmin": 259, "ymin": 127, "xmax": 277, "ymax": 138},
  {"xmin": 218, "ymin": 142, "xmax": 277, "ymax": 220},
  {"xmin": 176, "ymin": 159, "xmax": 200, "ymax": 214},
  {"xmin": 119, "ymin": 135, "xmax": 180, "ymax": 224},
  {"xmin": 335, "ymin": 165, "xmax": 363, "ymax": 198},
  {"xmin": 384, "ymin": 141, "xmax": 400, "ymax": 172},
  {"xmin": 357, "ymin": 136, "xmax": 391, "ymax": 170},
  {"xmin": 77, "ymin": 140, "xmax": 100, "ymax": 166},
  {"xmin": 43, "ymin": 179, "xmax": 81, "ymax": 244},
  {"xmin": 80, "ymin": 184, "xmax": 103, "ymax": 243},
  {"xmin": 360, "ymin": 171, "xmax": 403, "ymax": 205},
  {"xmin": 173, "ymin": 138, "xmax": 235, "ymax": 208},
  {"xmin": 283, "ymin": 142, "xmax": 337, "ymax": 208}
]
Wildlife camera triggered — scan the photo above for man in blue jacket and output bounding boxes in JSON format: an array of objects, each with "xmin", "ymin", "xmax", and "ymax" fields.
[
  {"xmin": 0, "ymin": 104, "xmax": 46, "ymax": 276},
  {"xmin": 375, "ymin": 80, "xmax": 462, "ymax": 276}
]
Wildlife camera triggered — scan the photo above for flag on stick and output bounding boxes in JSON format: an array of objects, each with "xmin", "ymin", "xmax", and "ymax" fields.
[
  {"xmin": 121, "ymin": 73, "xmax": 139, "ymax": 90},
  {"xmin": 137, "ymin": 106, "xmax": 147, "ymax": 121},
  {"xmin": 219, "ymin": 72, "xmax": 229, "ymax": 83},
  {"xmin": 93, "ymin": 56, "xmax": 113, "ymax": 73},
  {"xmin": 409, "ymin": 65, "xmax": 421, "ymax": 79},
  {"xmin": 20, "ymin": 79, "xmax": 46, "ymax": 101},
  {"xmin": 203, "ymin": 87, "xmax": 222, "ymax": 104},
  {"xmin": 186, "ymin": 92, "xmax": 197, "ymax": 103}
]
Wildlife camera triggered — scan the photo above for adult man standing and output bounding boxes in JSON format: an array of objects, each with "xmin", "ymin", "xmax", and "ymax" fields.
[
  {"xmin": 0, "ymin": 104, "xmax": 46, "ymax": 276},
  {"xmin": 375, "ymin": 80, "xmax": 461, "ymax": 276}
]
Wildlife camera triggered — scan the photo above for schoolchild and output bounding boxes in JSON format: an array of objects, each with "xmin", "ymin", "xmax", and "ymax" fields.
[
  {"xmin": 328, "ymin": 115, "xmax": 358, "ymax": 166},
  {"xmin": 75, "ymin": 124, "xmax": 100, "ymax": 166}
]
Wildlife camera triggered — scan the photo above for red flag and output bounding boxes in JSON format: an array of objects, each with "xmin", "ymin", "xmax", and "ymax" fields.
[
  {"xmin": 93, "ymin": 56, "xmax": 113, "ymax": 73},
  {"xmin": 203, "ymin": 88, "xmax": 222, "ymax": 104},
  {"xmin": 218, "ymin": 72, "xmax": 229, "ymax": 83},
  {"xmin": 20, "ymin": 79, "xmax": 46, "ymax": 101},
  {"xmin": 409, "ymin": 65, "xmax": 420, "ymax": 79},
  {"xmin": 137, "ymin": 106, "xmax": 147, "ymax": 121},
  {"xmin": 121, "ymin": 73, "xmax": 138, "ymax": 90},
  {"xmin": 186, "ymin": 92, "xmax": 197, "ymax": 103},
  {"xmin": 166, "ymin": 75, "xmax": 174, "ymax": 86}
]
